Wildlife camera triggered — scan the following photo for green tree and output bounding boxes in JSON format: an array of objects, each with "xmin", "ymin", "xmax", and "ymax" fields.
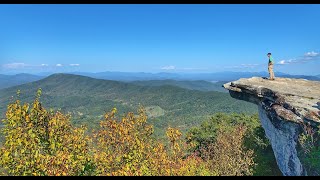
[
  {"xmin": 187, "ymin": 113, "xmax": 281, "ymax": 176},
  {"xmin": 298, "ymin": 123, "xmax": 320, "ymax": 175}
]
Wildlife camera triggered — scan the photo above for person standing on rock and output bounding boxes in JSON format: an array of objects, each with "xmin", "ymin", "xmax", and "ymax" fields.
[{"xmin": 267, "ymin": 52, "xmax": 275, "ymax": 80}]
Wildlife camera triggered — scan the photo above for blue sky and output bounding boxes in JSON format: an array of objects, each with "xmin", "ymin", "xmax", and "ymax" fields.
[{"xmin": 0, "ymin": 4, "xmax": 319, "ymax": 75}]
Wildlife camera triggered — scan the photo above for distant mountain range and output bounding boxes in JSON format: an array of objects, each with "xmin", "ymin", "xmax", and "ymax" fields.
[
  {"xmin": 131, "ymin": 80, "xmax": 228, "ymax": 93},
  {"xmin": 0, "ymin": 73, "xmax": 256, "ymax": 135},
  {"xmin": 0, "ymin": 73, "xmax": 44, "ymax": 89},
  {"xmin": 66, "ymin": 71, "xmax": 320, "ymax": 82},
  {"xmin": 0, "ymin": 71, "xmax": 319, "ymax": 90}
]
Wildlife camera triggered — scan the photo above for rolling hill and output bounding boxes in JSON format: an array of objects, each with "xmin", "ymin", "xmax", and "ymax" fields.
[
  {"xmin": 0, "ymin": 73, "xmax": 257, "ymax": 136},
  {"xmin": 0, "ymin": 73, "xmax": 44, "ymax": 89}
]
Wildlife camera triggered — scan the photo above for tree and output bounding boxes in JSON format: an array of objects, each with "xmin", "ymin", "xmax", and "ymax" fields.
[
  {"xmin": 186, "ymin": 113, "xmax": 281, "ymax": 176},
  {"xmin": 298, "ymin": 122, "xmax": 320, "ymax": 175},
  {"xmin": 0, "ymin": 89, "xmax": 93, "ymax": 176},
  {"xmin": 200, "ymin": 125, "xmax": 255, "ymax": 176},
  {"xmin": 92, "ymin": 106, "xmax": 210, "ymax": 176}
]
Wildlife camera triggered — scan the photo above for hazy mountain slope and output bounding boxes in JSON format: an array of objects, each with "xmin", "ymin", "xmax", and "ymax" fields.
[
  {"xmin": 0, "ymin": 73, "xmax": 44, "ymax": 89},
  {"xmin": 130, "ymin": 79, "xmax": 228, "ymax": 92}
]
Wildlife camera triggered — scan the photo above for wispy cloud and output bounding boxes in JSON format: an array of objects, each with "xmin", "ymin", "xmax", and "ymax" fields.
[
  {"xmin": 160, "ymin": 66, "xmax": 209, "ymax": 71},
  {"xmin": 2, "ymin": 63, "xmax": 28, "ymax": 69},
  {"xmin": 180, "ymin": 67, "xmax": 209, "ymax": 70},
  {"xmin": 304, "ymin": 51, "xmax": 319, "ymax": 57},
  {"xmin": 224, "ymin": 64, "xmax": 260, "ymax": 69},
  {"xmin": 161, "ymin": 65, "xmax": 175, "ymax": 70},
  {"xmin": 277, "ymin": 59, "xmax": 295, "ymax": 65},
  {"xmin": 2, "ymin": 62, "xmax": 52, "ymax": 69},
  {"xmin": 277, "ymin": 51, "xmax": 319, "ymax": 65},
  {"xmin": 3, "ymin": 63, "xmax": 81, "ymax": 69},
  {"xmin": 278, "ymin": 60, "xmax": 287, "ymax": 65},
  {"xmin": 240, "ymin": 64, "xmax": 259, "ymax": 68}
]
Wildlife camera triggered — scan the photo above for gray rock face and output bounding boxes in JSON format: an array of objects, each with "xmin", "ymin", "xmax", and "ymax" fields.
[
  {"xmin": 258, "ymin": 105, "xmax": 305, "ymax": 176},
  {"xmin": 223, "ymin": 77, "xmax": 320, "ymax": 176}
]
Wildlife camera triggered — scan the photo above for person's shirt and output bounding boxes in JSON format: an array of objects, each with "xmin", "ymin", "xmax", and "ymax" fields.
[{"xmin": 269, "ymin": 55, "xmax": 274, "ymax": 64}]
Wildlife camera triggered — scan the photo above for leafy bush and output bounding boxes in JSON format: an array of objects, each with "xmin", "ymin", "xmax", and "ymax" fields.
[
  {"xmin": 199, "ymin": 124, "xmax": 255, "ymax": 176},
  {"xmin": 187, "ymin": 113, "xmax": 281, "ymax": 176},
  {"xmin": 298, "ymin": 123, "xmax": 320, "ymax": 175}
]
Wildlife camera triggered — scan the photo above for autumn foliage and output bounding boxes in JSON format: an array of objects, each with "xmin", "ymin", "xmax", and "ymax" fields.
[
  {"xmin": 0, "ymin": 89, "xmax": 255, "ymax": 176},
  {"xmin": 92, "ymin": 106, "xmax": 209, "ymax": 176},
  {"xmin": 0, "ymin": 89, "xmax": 91, "ymax": 176},
  {"xmin": 199, "ymin": 125, "xmax": 255, "ymax": 175}
]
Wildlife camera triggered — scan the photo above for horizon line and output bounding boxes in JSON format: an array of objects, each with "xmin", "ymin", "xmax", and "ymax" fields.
[{"xmin": 0, "ymin": 71, "xmax": 318, "ymax": 77}]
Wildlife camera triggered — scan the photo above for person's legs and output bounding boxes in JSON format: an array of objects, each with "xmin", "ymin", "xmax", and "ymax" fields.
[
  {"xmin": 268, "ymin": 63, "xmax": 272, "ymax": 79},
  {"xmin": 268, "ymin": 63, "xmax": 275, "ymax": 80},
  {"xmin": 272, "ymin": 67, "xmax": 275, "ymax": 80},
  {"xmin": 270, "ymin": 64, "xmax": 275, "ymax": 80}
]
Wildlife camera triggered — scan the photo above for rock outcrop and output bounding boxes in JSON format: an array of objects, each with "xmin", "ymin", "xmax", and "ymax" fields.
[{"xmin": 223, "ymin": 77, "xmax": 320, "ymax": 176}]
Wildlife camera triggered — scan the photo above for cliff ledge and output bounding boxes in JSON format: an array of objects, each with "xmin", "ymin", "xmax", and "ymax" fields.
[{"xmin": 223, "ymin": 77, "xmax": 320, "ymax": 176}]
